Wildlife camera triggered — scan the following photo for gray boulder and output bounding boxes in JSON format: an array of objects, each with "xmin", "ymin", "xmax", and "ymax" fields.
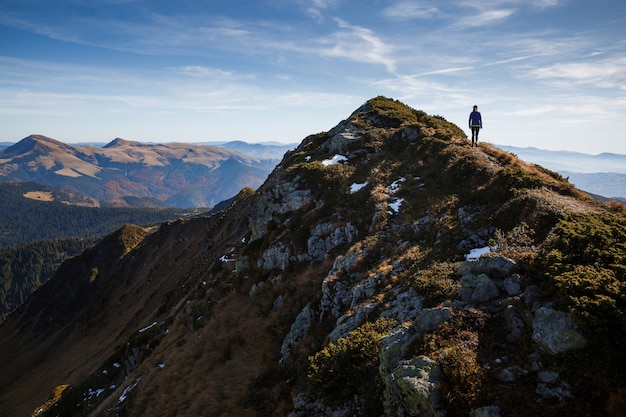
[
  {"xmin": 258, "ymin": 242, "xmax": 291, "ymax": 270},
  {"xmin": 322, "ymin": 120, "xmax": 363, "ymax": 154},
  {"xmin": 459, "ymin": 273, "xmax": 499, "ymax": 303},
  {"xmin": 329, "ymin": 302, "xmax": 379, "ymax": 342},
  {"xmin": 383, "ymin": 356, "xmax": 443, "ymax": 417},
  {"xmin": 532, "ymin": 307, "xmax": 587, "ymax": 354},
  {"xmin": 381, "ymin": 287, "xmax": 422, "ymax": 323},
  {"xmin": 459, "ymin": 255, "xmax": 517, "ymax": 277},
  {"xmin": 279, "ymin": 303, "xmax": 315, "ymax": 364},
  {"xmin": 307, "ymin": 222, "xmax": 358, "ymax": 261}
]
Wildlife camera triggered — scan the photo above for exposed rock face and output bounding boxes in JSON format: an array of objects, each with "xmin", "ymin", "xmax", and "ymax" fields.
[
  {"xmin": 322, "ymin": 120, "xmax": 364, "ymax": 154},
  {"xmin": 459, "ymin": 273, "xmax": 499, "ymax": 303},
  {"xmin": 378, "ymin": 309, "xmax": 453, "ymax": 417},
  {"xmin": 279, "ymin": 303, "xmax": 315, "ymax": 364},
  {"xmin": 258, "ymin": 242, "xmax": 291, "ymax": 270},
  {"xmin": 532, "ymin": 307, "xmax": 587, "ymax": 354},
  {"xmin": 307, "ymin": 222, "xmax": 358, "ymax": 261},
  {"xmin": 384, "ymin": 356, "xmax": 442, "ymax": 417},
  {"xmin": 320, "ymin": 249, "xmax": 364, "ymax": 319},
  {"xmin": 249, "ymin": 175, "xmax": 313, "ymax": 241}
]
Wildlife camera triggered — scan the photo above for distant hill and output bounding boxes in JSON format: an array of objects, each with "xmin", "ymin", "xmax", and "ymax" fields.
[
  {"xmin": 0, "ymin": 182, "xmax": 199, "ymax": 248},
  {"xmin": 0, "ymin": 136, "xmax": 277, "ymax": 208},
  {"xmin": 496, "ymin": 145, "xmax": 626, "ymax": 173},
  {"xmin": 497, "ymin": 144, "xmax": 626, "ymax": 199},
  {"xmin": 203, "ymin": 140, "xmax": 297, "ymax": 159}
]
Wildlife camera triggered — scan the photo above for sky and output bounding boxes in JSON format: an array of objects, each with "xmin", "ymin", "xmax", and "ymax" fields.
[{"xmin": 1, "ymin": 0, "xmax": 625, "ymax": 154}]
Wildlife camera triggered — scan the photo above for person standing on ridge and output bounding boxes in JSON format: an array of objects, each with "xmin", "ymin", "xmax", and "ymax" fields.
[{"xmin": 468, "ymin": 105, "xmax": 482, "ymax": 147}]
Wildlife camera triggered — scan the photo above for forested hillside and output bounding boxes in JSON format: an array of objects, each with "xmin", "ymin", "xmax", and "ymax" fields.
[
  {"xmin": 0, "ymin": 182, "xmax": 199, "ymax": 248},
  {"xmin": 0, "ymin": 182, "xmax": 201, "ymax": 322},
  {"xmin": 0, "ymin": 237, "xmax": 99, "ymax": 323}
]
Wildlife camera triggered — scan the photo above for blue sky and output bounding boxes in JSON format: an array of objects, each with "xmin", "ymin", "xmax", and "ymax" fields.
[{"xmin": 1, "ymin": 0, "xmax": 625, "ymax": 154}]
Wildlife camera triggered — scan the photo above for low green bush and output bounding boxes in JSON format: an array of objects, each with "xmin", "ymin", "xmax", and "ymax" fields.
[
  {"xmin": 308, "ymin": 318, "xmax": 396, "ymax": 414},
  {"xmin": 537, "ymin": 213, "xmax": 626, "ymax": 387}
]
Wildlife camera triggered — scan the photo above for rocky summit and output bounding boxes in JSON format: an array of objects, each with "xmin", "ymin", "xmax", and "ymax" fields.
[{"xmin": 0, "ymin": 96, "xmax": 624, "ymax": 417}]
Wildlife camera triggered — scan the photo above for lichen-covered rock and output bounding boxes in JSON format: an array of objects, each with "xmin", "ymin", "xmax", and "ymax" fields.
[
  {"xmin": 504, "ymin": 304, "xmax": 525, "ymax": 342},
  {"xmin": 258, "ymin": 242, "xmax": 291, "ymax": 270},
  {"xmin": 279, "ymin": 303, "xmax": 315, "ymax": 364},
  {"xmin": 307, "ymin": 222, "xmax": 358, "ymax": 261},
  {"xmin": 503, "ymin": 274, "xmax": 522, "ymax": 296},
  {"xmin": 320, "ymin": 249, "xmax": 365, "ymax": 319},
  {"xmin": 459, "ymin": 255, "xmax": 517, "ymax": 277},
  {"xmin": 414, "ymin": 307, "xmax": 453, "ymax": 333},
  {"xmin": 497, "ymin": 365, "xmax": 528, "ymax": 382},
  {"xmin": 381, "ymin": 287, "xmax": 422, "ymax": 323},
  {"xmin": 378, "ymin": 309, "xmax": 452, "ymax": 417},
  {"xmin": 249, "ymin": 176, "xmax": 312, "ymax": 241},
  {"xmin": 380, "ymin": 323, "xmax": 417, "ymax": 370},
  {"xmin": 459, "ymin": 273, "xmax": 499, "ymax": 303},
  {"xmin": 532, "ymin": 307, "xmax": 587, "ymax": 354},
  {"xmin": 321, "ymin": 120, "xmax": 363, "ymax": 154},
  {"xmin": 383, "ymin": 356, "xmax": 442, "ymax": 417},
  {"xmin": 329, "ymin": 302, "xmax": 379, "ymax": 342},
  {"xmin": 349, "ymin": 275, "xmax": 378, "ymax": 308}
]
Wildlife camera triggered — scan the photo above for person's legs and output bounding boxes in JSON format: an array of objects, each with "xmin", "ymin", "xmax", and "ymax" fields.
[{"xmin": 471, "ymin": 127, "xmax": 479, "ymax": 146}]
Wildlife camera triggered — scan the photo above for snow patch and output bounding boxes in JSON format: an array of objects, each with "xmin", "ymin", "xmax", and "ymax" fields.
[
  {"xmin": 138, "ymin": 321, "xmax": 157, "ymax": 333},
  {"xmin": 388, "ymin": 198, "xmax": 405, "ymax": 214},
  {"xmin": 349, "ymin": 182, "xmax": 368, "ymax": 193},
  {"xmin": 387, "ymin": 177, "xmax": 406, "ymax": 193},
  {"xmin": 321, "ymin": 154, "xmax": 347, "ymax": 166},
  {"xmin": 466, "ymin": 246, "xmax": 491, "ymax": 259}
]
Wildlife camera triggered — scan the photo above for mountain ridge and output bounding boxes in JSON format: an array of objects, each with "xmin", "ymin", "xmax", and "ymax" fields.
[
  {"xmin": 0, "ymin": 136, "xmax": 277, "ymax": 207},
  {"xmin": 0, "ymin": 97, "xmax": 624, "ymax": 417}
]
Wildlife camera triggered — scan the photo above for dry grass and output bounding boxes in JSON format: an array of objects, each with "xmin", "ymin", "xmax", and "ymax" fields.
[{"xmin": 23, "ymin": 191, "xmax": 54, "ymax": 201}]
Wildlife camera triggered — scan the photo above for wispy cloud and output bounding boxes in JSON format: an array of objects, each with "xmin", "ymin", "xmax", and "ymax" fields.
[
  {"xmin": 317, "ymin": 18, "xmax": 397, "ymax": 73},
  {"xmin": 382, "ymin": 2, "xmax": 440, "ymax": 19},
  {"xmin": 452, "ymin": 9, "xmax": 515, "ymax": 28},
  {"xmin": 529, "ymin": 56, "xmax": 626, "ymax": 90}
]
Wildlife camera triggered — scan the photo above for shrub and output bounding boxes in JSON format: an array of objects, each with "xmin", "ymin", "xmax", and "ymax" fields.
[
  {"xmin": 437, "ymin": 346, "xmax": 486, "ymax": 413},
  {"xmin": 420, "ymin": 311, "xmax": 487, "ymax": 415},
  {"xmin": 364, "ymin": 96, "xmax": 418, "ymax": 127},
  {"xmin": 308, "ymin": 318, "xmax": 396, "ymax": 414},
  {"xmin": 32, "ymin": 384, "xmax": 71, "ymax": 417},
  {"xmin": 489, "ymin": 223, "xmax": 536, "ymax": 263},
  {"xmin": 537, "ymin": 213, "xmax": 626, "ymax": 387},
  {"xmin": 410, "ymin": 261, "xmax": 460, "ymax": 308},
  {"xmin": 493, "ymin": 165, "xmax": 546, "ymax": 194}
]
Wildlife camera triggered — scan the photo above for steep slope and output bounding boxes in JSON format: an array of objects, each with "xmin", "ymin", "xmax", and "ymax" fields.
[
  {"xmin": 1, "ymin": 97, "xmax": 624, "ymax": 417},
  {"xmin": 0, "ymin": 136, "xmax": 277, "ymax": 207}
]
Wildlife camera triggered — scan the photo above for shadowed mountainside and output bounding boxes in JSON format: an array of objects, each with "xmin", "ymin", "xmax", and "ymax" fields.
[{"xmin": 0, "ymin": 97, "xmax": 624, "ymax": 417}]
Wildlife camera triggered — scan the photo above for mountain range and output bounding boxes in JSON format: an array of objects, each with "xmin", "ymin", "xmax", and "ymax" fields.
[
  {"xmin": 0, "ymin": 136, "xmax": 277, "ymax": 208},
  {"xmin": 0, "ymin": 97, "xmax": 624, "ymax": 417},
  {"xmin": 495, "ymin": 145, "xmax": 626, "ymax": 201}
]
